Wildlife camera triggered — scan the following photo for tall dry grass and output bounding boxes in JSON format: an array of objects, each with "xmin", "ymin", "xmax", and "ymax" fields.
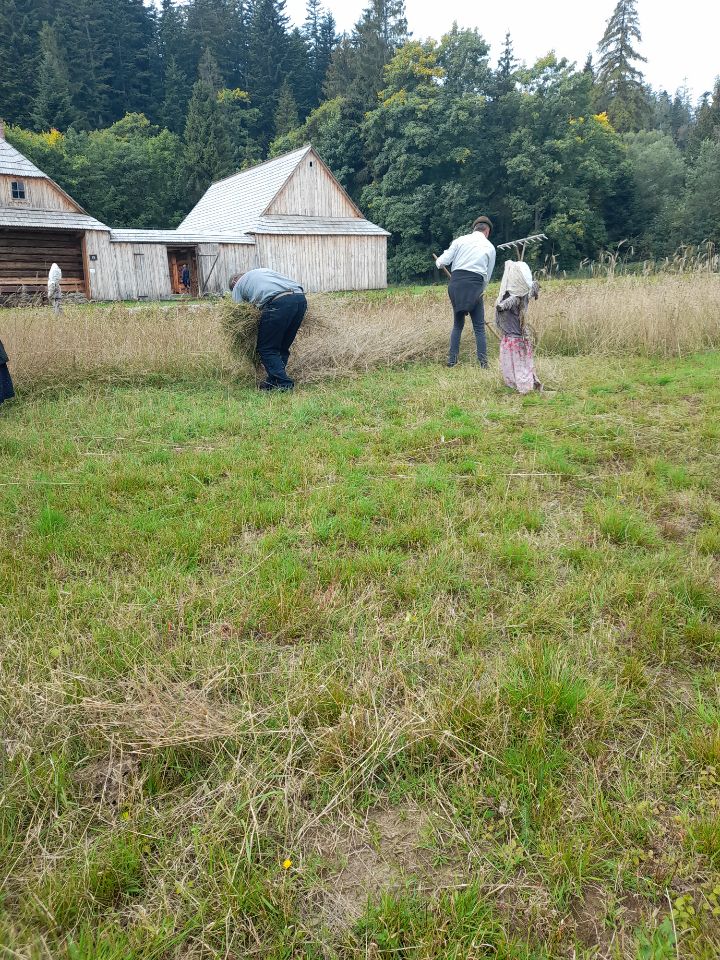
[
  {"xmin": 1, "ymin": 294, "xmax": 450, "ymax": 388},
  {"xmin": 533, "ymin": 274, "xmax": 720, "ymax": 357},
  {"xmin": 1, "ymin": 274, "xmax": 719, "ymax": 389}
]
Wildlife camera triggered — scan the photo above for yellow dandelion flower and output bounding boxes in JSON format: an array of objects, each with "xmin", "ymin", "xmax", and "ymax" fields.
[{"xmin": 282, "ymin": 858, "xmax": 293, "ymax": 870}]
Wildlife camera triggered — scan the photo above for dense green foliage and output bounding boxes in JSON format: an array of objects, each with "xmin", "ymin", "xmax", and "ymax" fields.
[{"xmin": 2, "ymin": 0, "xmax": 719, "ymax": 278}]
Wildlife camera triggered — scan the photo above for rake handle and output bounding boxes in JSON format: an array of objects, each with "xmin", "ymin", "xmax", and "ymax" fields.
[{"xmin": 432, "ymin": 253, "xmax": 452, "ymax": 280}]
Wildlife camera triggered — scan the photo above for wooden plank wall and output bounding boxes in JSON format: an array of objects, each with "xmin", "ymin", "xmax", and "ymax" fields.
[
  {"xmin": 255, "ymin": 234, "xmax": 387, "ymax": 292},
  {"xmin": 203, "ymin": 243, "xmax": 257, "ymax": 294},
  {"xmin": 107, "ymin": 243, "xmax": 173, "ymax": 300},
  {"xmin": 0, "ymin": 229, "xmax": 85, "ymax": 293},
  {"xmin": 85, "ymin": 231, "xmax": 118, "ymax": 300},
  {"xmin": 267, "ymin": 157, "xmax": 359, "ymax": 219},
  {"xmin": 86, "ymin": 239, "xmax": 257, "ymax": 300},
  {"xmin": 0, "ymin": 175, "xmax": 80, "ymax": 213}
]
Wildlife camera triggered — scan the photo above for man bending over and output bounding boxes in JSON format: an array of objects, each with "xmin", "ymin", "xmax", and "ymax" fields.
[{"xmin": 230, "ymin": 268, "xmax": 307, "ymax": 391}]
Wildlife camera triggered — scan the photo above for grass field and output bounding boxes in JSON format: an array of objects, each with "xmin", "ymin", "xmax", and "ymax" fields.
[{"xmin": 1, "ymin": 280, "xmax": 720, "ymax": 958}]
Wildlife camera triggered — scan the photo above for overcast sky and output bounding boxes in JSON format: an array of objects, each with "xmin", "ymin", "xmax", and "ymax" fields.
[{"xmin": 285, "ymin": 0, "xmax": 719, "ymax": 101}]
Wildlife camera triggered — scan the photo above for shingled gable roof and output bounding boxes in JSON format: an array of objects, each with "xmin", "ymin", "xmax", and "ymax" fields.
[
  {"xmin": 178, "ymin": 145, "xmax": 313, "ymax": 239},
  {"xmin": 0, "ymin": 136, "xmax": 46, "ymax": 178},
  {"xmin": 178, "ymin": 145, "xmax": 387, "ymax": 240},
  {"xmin": 0, "ymin": 124, "xmax": 110, "ymax": 231}
]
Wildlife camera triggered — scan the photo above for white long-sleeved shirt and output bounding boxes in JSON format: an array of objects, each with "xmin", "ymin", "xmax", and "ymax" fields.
[{"xmin": 436, "ymin": 231, "xmax": 496, "ymax": 282}]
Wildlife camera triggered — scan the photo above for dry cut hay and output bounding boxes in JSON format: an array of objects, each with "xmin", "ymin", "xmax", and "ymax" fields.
[
  {"xmin": 219, "ymin": 297, "xmax": 261, "ymax": 365},
  {"xmin": 218, "ymin": 292, "xmax": 450, "ymax": 383},
  {"xmin": 3, "ymin": 275, "xmax": 720, "ymax": 390},
  {"xmin": 219, "ymin": 294, "xmax": 332, "ymax": 369}
]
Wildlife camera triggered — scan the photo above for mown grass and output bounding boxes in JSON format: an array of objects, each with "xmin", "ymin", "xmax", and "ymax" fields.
[{"xmin": 1, "ymin": 348, "xmax": 720, "ymax": 958}]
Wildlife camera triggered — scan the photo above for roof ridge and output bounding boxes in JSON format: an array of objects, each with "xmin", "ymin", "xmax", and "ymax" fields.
[{"xmin": 208, "ymin": 144, "xmax": 311, "ymax": 189}]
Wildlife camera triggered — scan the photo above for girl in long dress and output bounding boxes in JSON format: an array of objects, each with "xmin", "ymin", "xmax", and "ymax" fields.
[
  {"xmin": 495, "ymin": 260, "xmax": 542, "ymax": 394},
  {"xmin": 0, "ymin": 338, "xmax": 15, "ymax": 405}
]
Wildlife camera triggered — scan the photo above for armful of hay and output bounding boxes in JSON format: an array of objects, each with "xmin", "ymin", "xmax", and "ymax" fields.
[{"xmin": 219, "ymin": 297, "xmax": 261, "ymax": 365}]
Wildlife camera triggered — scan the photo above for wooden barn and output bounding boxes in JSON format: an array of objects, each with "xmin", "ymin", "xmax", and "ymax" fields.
[
  {"xmin": 177, "ymin": 145, "xmax": 389, "ymax": 292},
  {"xmin": 0, "ymin": 128, "xmax": 388, "ymax": 300},
  {"xmin": 0, "ymin": 122, "xmax": 110, "ymax": 298}
]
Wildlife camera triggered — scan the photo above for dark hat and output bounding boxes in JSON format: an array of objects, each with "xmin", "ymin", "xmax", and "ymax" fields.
[{"xmin": 472, "ymin": 216, "xmax": 493, "ymax": 235}]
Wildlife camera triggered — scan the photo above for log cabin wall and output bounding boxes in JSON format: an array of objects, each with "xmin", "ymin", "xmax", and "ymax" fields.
[
  {"xmin": 255, "ymin": 234, "xmax": 387, "ymax": 292},
  {"xmin": 266, "ymin": 156, "xmax": 360, "ymax": 219},
  {"xmin": 0, "ymin": 228, "xmax": 86, "ymax": 294}
]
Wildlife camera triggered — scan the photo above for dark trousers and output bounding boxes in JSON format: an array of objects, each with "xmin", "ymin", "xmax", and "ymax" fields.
[
  {"xmin": 0, "ymin": 365, "xmax": 14, "ymax": 404},
  {"xmin": 256, "ymin": 293, "xmax": 307, "ymax": 389},
  {"xmin": 448, "ymin": 300, "xmax": 488, "ymax": 367}
]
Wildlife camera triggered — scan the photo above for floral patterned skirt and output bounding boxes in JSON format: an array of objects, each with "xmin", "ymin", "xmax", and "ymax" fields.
[{"xmin": 499, "ymin": 335, "xmax": 539, "ymax": 395}]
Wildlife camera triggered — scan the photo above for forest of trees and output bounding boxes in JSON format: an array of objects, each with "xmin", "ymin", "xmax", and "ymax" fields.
[{"xmin": 2, "ymin": 0, "xmax": 719, "ymax": 280}]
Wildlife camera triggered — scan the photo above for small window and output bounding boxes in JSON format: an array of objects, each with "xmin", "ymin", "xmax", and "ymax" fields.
[
  {"xmin": 309, "ymin": 161, "xmax": 313, "ymax": 167},
  {"xmin": 11, "ymin": 181, "xmax": 26, "ymax": 201}
]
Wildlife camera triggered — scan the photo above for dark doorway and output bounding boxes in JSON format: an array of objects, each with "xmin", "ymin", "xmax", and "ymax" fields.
[{"xmin": 168, "ymin": 247, "xmax": 198, "ymax": 296}]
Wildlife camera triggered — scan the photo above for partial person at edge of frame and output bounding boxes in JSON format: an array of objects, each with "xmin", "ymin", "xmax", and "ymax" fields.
[
  {"xmin": 0, "ymin": 336, "xmax": 15, "ymax": 407},
  {"xmin": 229, "ymin": 268, "xmax": 307, "ymax": 392},
  {"xmin": 434, "ymin": 216, "xmax": 497, "ymax": 369}
]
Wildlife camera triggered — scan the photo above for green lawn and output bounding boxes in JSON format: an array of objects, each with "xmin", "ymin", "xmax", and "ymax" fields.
[{"xmin": 1, "ymin": 353, "xmax": 719, "ymax": 958}]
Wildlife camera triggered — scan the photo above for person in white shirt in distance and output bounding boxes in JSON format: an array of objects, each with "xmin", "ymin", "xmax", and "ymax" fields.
[{"xmin": 435, "ymin": 216, "xmax": 497, "ymax": 368}]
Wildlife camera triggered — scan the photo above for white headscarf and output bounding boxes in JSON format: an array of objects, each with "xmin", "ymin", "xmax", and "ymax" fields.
[
  {"xmin": 48, "ymin": 262, "xmax": 62, "ymax": 293},
  {"xmin": 497, "ymin": 260, "xmax": 533, "ymax": 303}
]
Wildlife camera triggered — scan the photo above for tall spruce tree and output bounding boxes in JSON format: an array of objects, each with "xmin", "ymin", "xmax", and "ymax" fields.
[
  {"xmin": 496, "ymin": 32, "xmax": 518, "ymax": 94},
  {"xmin": 183, "ymin": 48, "xmax": 234, "ymax": 201},
  {"xmin": 185, "ymin": 0, "xmax": 240, "ymax": 86},
  {"xmin": 107, "ymin": 0, "xmax": 161, "ymax": 122},
  {"xmin": 316, "ymin": 13, "xmax": 339, "ymax": 95},
  {"xmin": 53, "ymin": 0, "xmax": 115, "ymax": 129},
  {"xmin": 247, "ymin": 0, "xmax": 293, "ymax": 144},
  {"xmin": 158, "ymin": 0, "xmax": 190, "ymax": 78},
  {"xmin": 32, "ymin": 22, "xmax": 77, "ymax": 131},
  {"xmin": 688, "ymin": 80, "xmax": 720, "ymax": 156},
  {"xmin": 274, "ymin": 80, "xmax": 300, "ymax": 136},
  {"xmin": 0, "ymin": 0, "xmax": 53, "ymax": 126},
  {"xmin": 596, "ymin": 0, "xmax": 648, "ymax": 131},
  {"xmin": 161, "ymin": 56, "xmax": 190, "ymax": 134},
  {"xmin": 303, "ymin": 0, "xmax": 338, "ymax": 109},
  {"xmin": 230, "ymin": 0, "xmax": 253, "ymax": 91},
  {"xmin": 324, "ymin": 0, "xmax": 408, "ymax": 108},
  {"xmin": 286, "ymin": 27, "xmax": 315, "ymax": 117}
]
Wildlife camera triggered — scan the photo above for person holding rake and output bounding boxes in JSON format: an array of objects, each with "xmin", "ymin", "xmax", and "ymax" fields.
[{"xmin": 434, "ymin": 216, "xmax": 496, "ymax": 368}]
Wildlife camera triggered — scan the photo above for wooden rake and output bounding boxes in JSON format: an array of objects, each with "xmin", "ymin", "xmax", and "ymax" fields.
[{"xmin": 496, "ymin": 233, "xmax": 548, "ymax": 259}]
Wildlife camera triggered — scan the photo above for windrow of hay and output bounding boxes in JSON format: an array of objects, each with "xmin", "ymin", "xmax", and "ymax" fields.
[{"xmin": 1, "ymin": 274, "xmax": 719, "ymax": 389}]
